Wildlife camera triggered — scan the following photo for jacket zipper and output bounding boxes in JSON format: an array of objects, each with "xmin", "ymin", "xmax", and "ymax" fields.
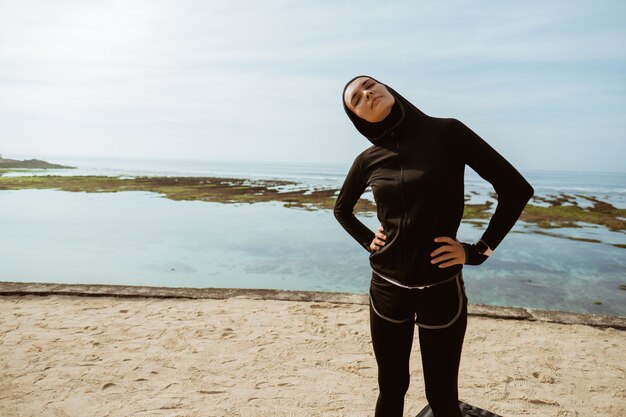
[{"xmin": 394, "ymin": 134, "xmax": 408, "ymax": 283}]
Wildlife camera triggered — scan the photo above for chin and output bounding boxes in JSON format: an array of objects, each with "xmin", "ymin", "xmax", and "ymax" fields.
[{"xmin": 377, "ymin": 104, "xmax": 393, "ymax": 117}]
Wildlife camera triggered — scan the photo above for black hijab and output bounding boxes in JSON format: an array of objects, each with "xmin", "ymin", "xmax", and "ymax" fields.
[{"xmin": 342, "ymin": 75, "xmax": 430, "ymax": 145}]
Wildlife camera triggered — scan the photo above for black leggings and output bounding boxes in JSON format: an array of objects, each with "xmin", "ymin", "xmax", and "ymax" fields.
[{"xmin": 369, "ymin": 271, "xmax": 468, "ymax": 417}]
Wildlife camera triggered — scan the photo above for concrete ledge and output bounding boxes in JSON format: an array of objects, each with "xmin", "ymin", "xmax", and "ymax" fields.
[
  {"xmin": 0, "ymin": 281, "xmax": 369, "ymax": 304},
  {"xmin": 1, "ymin": 281, "xmax": 624, "ymax": 330}
]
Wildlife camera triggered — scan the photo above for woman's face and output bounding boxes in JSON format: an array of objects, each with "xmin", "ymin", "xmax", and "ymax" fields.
[{"xmin": 344, "ymin": 76, "xmax": 395, "ymax": 123}]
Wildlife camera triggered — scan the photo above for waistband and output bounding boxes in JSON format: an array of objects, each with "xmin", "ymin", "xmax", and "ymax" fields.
[{"xmin": 372, "ymin": 268, "xmax": 461, "ymax": 289}]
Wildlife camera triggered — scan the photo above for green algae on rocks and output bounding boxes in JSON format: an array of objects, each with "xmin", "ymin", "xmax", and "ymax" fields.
[
  {"xmin": 0, "ymin": 176, "xmax": 624, "ymax": 239},
  {"xmin": 0, "ymin": 175, "xmax": 375, "ymax": 212},
  {"xmin": 523, "ymin": 194, "xmax": 626, "ymax": 232}
]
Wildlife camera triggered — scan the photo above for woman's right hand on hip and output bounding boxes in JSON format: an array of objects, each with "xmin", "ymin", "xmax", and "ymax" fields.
[{"xmin": 370, "ymin": 225, "xmax": 387, "ymax": 252}]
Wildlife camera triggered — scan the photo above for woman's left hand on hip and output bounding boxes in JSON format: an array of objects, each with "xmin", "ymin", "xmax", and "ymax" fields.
[{"xmin": 430, "ymin": 236, "xmax": 466, "ymax": 268}]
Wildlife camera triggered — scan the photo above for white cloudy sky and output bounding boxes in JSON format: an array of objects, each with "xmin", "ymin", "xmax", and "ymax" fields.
[{"xmin": 0, "ymin": 0, "xmax": 624, "ymax": 172}]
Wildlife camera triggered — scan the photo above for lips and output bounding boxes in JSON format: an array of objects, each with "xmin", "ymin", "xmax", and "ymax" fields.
[{"xmin": 371, "ymin": 95, "xmax": 381, "ymax": 109}]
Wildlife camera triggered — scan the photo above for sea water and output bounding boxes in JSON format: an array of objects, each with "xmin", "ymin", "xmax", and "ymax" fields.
[{"xmin": 1, "ymin": 157, "xmax": 625, "ymax": 316}]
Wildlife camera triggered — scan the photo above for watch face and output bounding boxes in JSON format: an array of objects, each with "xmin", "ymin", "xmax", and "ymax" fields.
[{"xmin": 475, "ymin": 240, "xmax": 488, "ymax": 254}]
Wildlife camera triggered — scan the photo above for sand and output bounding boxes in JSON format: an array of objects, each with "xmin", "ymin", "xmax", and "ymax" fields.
[{"xmin": 1, "ymin": 294, "xmax": 624, "ymax": 417}]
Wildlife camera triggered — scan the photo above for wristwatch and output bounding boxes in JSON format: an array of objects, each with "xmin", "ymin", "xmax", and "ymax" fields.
[{"xmin": 474, "ymin": 239, "xmax": 493, "ymax": 256}]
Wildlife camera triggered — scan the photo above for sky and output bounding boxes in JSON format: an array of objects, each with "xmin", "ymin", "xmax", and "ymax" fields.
[{"xmin": 0, "ymin": 0, "xmax": 624, "ymax": 172}]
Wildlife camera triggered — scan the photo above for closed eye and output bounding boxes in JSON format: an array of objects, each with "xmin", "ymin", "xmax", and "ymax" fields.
[{"xmin": 353, "ymin": 80, "xmax": 378, "ymax": 107}]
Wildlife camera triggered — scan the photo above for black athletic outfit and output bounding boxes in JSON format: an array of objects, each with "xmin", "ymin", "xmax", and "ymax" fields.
[{"xmin": 334, "ymin": 76, "xmax": 534, "ymax": 417}]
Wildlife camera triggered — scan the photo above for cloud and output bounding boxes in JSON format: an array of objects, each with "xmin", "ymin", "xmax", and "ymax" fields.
[{"xmin": 0, "ymin": 0, "xmax": 624, "ymax": 171}]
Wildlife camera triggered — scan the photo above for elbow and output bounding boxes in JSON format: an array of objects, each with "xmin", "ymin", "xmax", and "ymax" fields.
[
  {"xmin": 333, "ymin": 203, "xmax": 344, "ymax": 221},
  {"xmin": 511, "ymin": 178, "xmax": 534, "ymax": 204},
  {"xmin": 497, "ymin": 180, "xmax": 534, "ymax": 208},
  {"xmin": 514, "ymin": 182, "xmax": 534, "ymax": 213},
  {"xmin": 523, "ymin": 181, "xmax": 535, "ymax": 204},
  {"xmin": 334, "ymin": 203, "xmax": 355, "ymax": 226}
]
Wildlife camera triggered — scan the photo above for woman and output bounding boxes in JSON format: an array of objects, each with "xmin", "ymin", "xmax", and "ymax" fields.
[{"xmin": 334, "ymin": 75, "xmax": 534, "ymax": 417}]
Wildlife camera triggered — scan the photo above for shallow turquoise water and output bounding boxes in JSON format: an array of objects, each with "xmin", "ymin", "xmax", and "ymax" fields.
[{"xmin": 1, "ymin": 189, "xmax": 624, "ymax": 316}]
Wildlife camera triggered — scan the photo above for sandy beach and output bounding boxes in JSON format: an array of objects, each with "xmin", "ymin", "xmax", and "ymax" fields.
[{"xmin": 1, "ymin": 288, "xmax": 624, "ymax": 417}]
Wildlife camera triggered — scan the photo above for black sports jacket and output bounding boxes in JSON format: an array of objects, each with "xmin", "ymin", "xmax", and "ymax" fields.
[{"xmin": 334, "ymin": 78, "xmax": 534, "ymax": 288}]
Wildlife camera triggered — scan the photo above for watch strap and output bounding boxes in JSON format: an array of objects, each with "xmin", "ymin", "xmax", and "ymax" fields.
[{"xmin": 475, "ymin": 239, "xmax": 493, "ymax": 256}]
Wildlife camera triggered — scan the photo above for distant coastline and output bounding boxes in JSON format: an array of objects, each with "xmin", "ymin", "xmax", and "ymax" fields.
[{"xmin": 0, "ymin": 157, "xmax": 76, "ymax": 170}]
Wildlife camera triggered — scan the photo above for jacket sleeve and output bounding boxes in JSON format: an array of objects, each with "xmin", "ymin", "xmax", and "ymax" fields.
[
  {"xmin": 450, "ymin": 119, "xmax": 534, "ymax": 251},
  {"xmin": 334, "ymin": 155, "xmax": 376, "ymax": 252}
]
